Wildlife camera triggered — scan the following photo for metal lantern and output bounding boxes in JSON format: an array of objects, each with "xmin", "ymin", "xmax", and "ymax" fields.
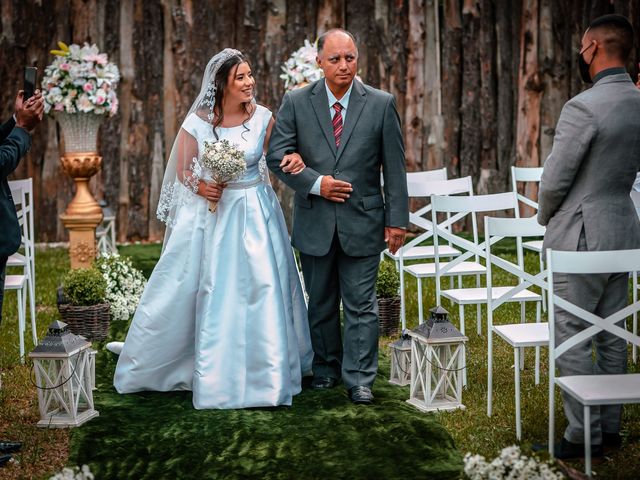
[
  {"xmin": 389, "ymin": 334, "xmax": 412, "ymax": 386},
  {"xmin": 406, "ymin": 306, "xmax": 468, "ymax": 412},
  {"xmin": 29, "ymin": 320, "xmax": 99, "ymax": 427}
]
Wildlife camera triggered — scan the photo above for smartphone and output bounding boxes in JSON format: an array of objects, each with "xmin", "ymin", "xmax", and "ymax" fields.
[{"xmin": 24, "ymin": 67, "xmax": 37, "ymax": 101}]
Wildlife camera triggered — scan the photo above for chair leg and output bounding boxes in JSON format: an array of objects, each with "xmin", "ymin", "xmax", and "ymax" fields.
[
  {"xmin": 633, "ymin": 271, "xmax": 638, "ymax": 364},
  {"xmin": 417, "ymin": 277, "xmax": 424, "ymax": 325},
  {"xmin": 584, "ymin": 405, "xmax": 591, "ymax": 477},
  {"xmin": 476, "ymin": 273, "xmax": 482, "ymax": 336},
  {"xmin": 535, "ymin": 302, "xmax": 541, "ymax": 385},
  {"xmin": 17, "ymin": 289, "xmax": 25, "ymax": 364},
  {"xmin": 540, "ymin": 253, "xmax": 546, "ymax": 313},
  {"xmin": 28, "ymin": 278, "xmax": 36, "ymax": 345},
  {"xmin": 549, "ymin": 379, "xmax": 555, "ymax": 457},
  {"xmin": 514, "ymin": 347, "xmax": 521, "ymax": 440},
  {"xmin": 487, "ymin": 327, "xmax": 493, "ymax": 416},
  {"xmin": 520, "ymin": 301, "xmax": 525, "ymax": 370}
]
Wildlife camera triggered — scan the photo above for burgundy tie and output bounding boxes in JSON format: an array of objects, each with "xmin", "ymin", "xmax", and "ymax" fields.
[{"xmin": 332, "ymin": 102, "xmax": 343, "ymax": 147}]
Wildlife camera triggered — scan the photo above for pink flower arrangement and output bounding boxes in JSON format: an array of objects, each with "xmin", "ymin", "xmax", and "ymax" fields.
[{"xmin": 43, "ymin": 41, "xmax": 120, "ymax": 116}]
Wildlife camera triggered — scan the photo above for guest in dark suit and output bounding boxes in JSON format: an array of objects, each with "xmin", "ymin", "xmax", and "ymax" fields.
[
  {"xmin": 0, "ymin": 89, "xmax": 43, "ymax": 322},
  {"xmin": 0, "ymin": 89, "xmax": 43, "ymax": 467},
  {"xmin": 537, "ymin": 14, "xmax": 640, "ymax": 459}
]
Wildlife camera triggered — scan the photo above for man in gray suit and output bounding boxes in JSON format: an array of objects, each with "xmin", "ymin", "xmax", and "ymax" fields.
[
  {"xmin": 267, "ymin": 29, "xmax": 408, "ymax": 404},
  {"xmin": 537, "ymin": 14, "xmax": 640, "ymax": 459}
]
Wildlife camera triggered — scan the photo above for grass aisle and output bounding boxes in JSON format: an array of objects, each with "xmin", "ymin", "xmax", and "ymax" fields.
[{"xmin": 70, "ymin": 320, "xmax": 461, "ymax": 480}]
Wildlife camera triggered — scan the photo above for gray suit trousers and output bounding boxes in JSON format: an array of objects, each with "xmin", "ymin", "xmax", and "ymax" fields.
[
  {"xmin": 554, "ymin": 233, "xmax": 628, "ymax": 444},
  {"xmin": 299, "ymin": 232, "xmax": 380, "ymax": 389}
]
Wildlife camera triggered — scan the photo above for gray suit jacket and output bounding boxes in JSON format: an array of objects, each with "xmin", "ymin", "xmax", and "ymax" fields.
[
  {"xmin": 266, "ymin": 79, "xmax": 408, "ymax": 257},
  {"xmin": 538, "ymin": 73, "xmax": 640, "ymax": 252}
]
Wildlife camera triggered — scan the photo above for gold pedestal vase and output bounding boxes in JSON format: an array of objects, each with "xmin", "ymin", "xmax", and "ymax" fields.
[{"xmin": 56, "ymin": 113, "xmax": 104, "ymax": 269}]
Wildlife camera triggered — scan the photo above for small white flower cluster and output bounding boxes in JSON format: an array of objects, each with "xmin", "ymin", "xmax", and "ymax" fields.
[
  {"xmin": 201, "ymin": 139, "xmax": 247, "ymax": 183},
  {"xmin": 96, "ymin": 253, "xmax": 146, "ymax": 322},
  {"xmin": 463, "ymin": 446, "xmax": 564, "ymax": 480},
  {"xmin": 280, "ymin": 39, "xmax": 324, "ymax": 91},
  {"xmin": 49, "ymin": 464, "xmax": 94, "ymax": 480},
  {"xmin": 42, "ymin": 41, "xmax": 120, "ymax": 116}
]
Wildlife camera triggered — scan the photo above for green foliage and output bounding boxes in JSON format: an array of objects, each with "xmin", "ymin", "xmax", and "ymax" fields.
[
  {"xmin": 376, "ymin": 260, "xmax": 400, "ymax": 298},
  {"xmin": 62, "ymin": 266, "xmax": 107, "ymax": 306}
]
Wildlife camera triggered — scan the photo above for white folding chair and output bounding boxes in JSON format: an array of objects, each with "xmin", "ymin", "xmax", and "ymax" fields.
[
  {"xmin": 96, "ymin": 203, "xmax": 117, "ymax": 255},
  {"xmin": 7, "ymin": 179, "xmax": 37, "ymax": 347},
  {"xmin": 431, "ymin": 192, "xmax": 538, "ymax": 336},
  {"xmin": 511, "ymin": 166, "xmax": 546, "ymax": 312},
  {"xmin": 485, "ymin": 216, "xmax": 547, "ymax": 440},
  {"xmin": 382, "ymin": 167, "xmax": 452, "ymax": 264},
  {"xmin": 547, "ymin": 249, "xmax": 640, "ymax": 477},
  {"xmin": 396, "ymin": 177, "xmax": 474, "ymax": 331}
]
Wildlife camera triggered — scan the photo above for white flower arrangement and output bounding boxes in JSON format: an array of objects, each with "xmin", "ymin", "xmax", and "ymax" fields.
[
  {"xmin": 463, "ymin": 446, "xmax": 564, "ymax": 480},
  {"xmin": 49, "ymin": 464, "xmax": 94, "ymax": 480},
  {"xmin": 200, "ymin": 139, "xmax": 247, "ymax": 212},
  {"xmin": 96, "ymin": 253, "xmax": 146, "ymax": 322},
  {"xmin": 42, "ymin": 41, "xmax": 120, "ymax": 116},
  {"xmin": 280, "ymin": 39, "xmax": 323, "ymax": 91}
]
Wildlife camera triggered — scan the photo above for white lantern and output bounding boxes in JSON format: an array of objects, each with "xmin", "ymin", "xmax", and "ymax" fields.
[
  {"xmin": 406, "ymin": 306, "xmax": 468, "ymax": 412},
  {"xmin": 389, "ymin": 334, "xmax": 411, "ymax": 386},
  {"xmin": 29, "ymin": 320, "xmax": 99, "ymax": 427}
]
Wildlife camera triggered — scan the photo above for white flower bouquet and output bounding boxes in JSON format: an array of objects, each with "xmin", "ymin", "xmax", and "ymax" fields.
[
  {"xmin": 49, "ymin": 464, "xmax": 94, "ymax": 480},
  {"xmin": 42, "ymin": 41, "xmax": 120, "ymax": 116},
  {"xmin": 280, "ymin": 39, "xmax": 323, "ymax": 91},
  {"xmin": 200, "ymin": 139, "xmax": 247, "ymax": 213},
  {"xmin": 96, "ymin": 253, "xmax": 146, "ymax": 322},
  {"xmin": 463, "ymin": 446, "xmax": 564, "ymax": 480}
]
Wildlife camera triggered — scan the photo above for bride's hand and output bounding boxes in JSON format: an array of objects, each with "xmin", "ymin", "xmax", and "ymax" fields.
[
  {"xmin": 280, "ymin": 152, "xmax": 306, "ymax": 175},
  {"xmin": 199, "ymin": 181, "xmax": 227, "ymax": 202}
]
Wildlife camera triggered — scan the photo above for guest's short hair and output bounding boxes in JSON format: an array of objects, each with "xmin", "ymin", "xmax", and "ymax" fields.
[
  {"xmin": 317, "ymin": 28, "xmax": 358, "ymax": 56},
  {"xmin": 588, "ymin": 14, "xmax": 634, "ymax": 61}
]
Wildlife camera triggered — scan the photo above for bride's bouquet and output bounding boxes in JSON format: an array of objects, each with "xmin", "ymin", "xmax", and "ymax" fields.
[{"xmin": 200, "ymin": 139, "xmax": 247, "ymax": 213}]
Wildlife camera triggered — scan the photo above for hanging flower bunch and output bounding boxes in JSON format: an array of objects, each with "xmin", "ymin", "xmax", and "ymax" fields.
[
  {"xmin": 42, "ymin": 41, "xmax": 120, "ymax": 116},
  {"xmin": 280, "ymin": 39, "xmax": 324, "ymax": 91}
]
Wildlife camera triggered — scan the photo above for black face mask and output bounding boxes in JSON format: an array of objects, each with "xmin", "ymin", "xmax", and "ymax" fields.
[{"xmin": 578, "ymin": 43, "xmax": 595, "ymax": 84}]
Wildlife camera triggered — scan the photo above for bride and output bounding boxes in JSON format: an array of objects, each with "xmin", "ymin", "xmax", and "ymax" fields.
[{"xmin": 113, "ymin": 48, "xmax": 313, "ymax": 409}]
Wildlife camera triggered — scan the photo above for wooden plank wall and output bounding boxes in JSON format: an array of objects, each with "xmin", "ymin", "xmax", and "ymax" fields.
[{"xmin": 1, "ymin": 0, "xmax": 639, "ymax": 241}]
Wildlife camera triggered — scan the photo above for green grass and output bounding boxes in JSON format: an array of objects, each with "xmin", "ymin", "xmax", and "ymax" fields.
[{"xmin": 0, "ymin": 244, "xmax": 638, "ymax": 479}]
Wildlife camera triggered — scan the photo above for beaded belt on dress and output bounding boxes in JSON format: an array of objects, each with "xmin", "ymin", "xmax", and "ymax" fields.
[{"xmin": 225, "ymin": 177, "xmax": 263, "ymax": 190}]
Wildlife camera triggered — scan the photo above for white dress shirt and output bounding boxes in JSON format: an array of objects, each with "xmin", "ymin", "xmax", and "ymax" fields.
[{"xmin": 309, "ymin": 81, "xmax": 354, "ymax": 195}]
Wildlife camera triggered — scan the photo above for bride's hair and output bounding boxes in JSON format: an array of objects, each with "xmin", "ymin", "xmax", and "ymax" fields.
[{"xmin": 210, "ymin": 53, "xmax": 253, "ymax": 141}]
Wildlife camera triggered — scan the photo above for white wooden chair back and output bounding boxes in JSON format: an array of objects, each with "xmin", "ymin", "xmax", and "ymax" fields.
[
  {"xmin": 511, "ymin": 166, "xmax": 543, "ymax": 216},
  {"xmin": 8, "ymin": 178, "xmax": 34, "ymax": 256},
  {"xmin": 403, "ymin": 176, "xmax": 474, "ymax": 251},
  {"xmin": 547, "ymin": 249, "xmax": 640, "ymax": 363},
  {"xmin": 484, "ymin": 217, "xmax": 547, "ymax": 313},
  {"xmin": 430, "ymin": 192, "xmax": 518, "ymax": 303}
]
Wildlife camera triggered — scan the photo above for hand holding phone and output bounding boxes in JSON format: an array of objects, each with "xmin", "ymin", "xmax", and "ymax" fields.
[{"xmin": 24, "ymin": 67, "xmax": 37, "ymax": 101}]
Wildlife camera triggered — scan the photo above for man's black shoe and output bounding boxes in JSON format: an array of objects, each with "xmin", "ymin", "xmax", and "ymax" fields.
[
  {"xmin": 602, "ymin": 432, "xmax": 622, "ymax": 448},
  {"xmin": 311, "ymin": 376, "xmax": 340, "ymax": 389},
  {"xmin": 0, "ymin": 442, "xmax": 21, "ymax": 454},
  {"xmin": 348, "ymin": 386, "xmax": 374, "ymax": 405},
  {"xmin": 533, "ymin": 438, "xmax": 603, "ymax": 460},
  {"xmin": 0, "ymin": 454, "xmax": 11, "ymax": 468}
]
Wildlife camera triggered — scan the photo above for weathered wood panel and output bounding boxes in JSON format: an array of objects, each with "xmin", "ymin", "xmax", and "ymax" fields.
[{"xmin": 2, "ymin": 0, "xmax": 640, "ymax": 241}]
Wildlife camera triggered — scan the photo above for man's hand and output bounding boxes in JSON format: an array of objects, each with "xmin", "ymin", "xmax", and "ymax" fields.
[
  {"xmin": 198, "ymin": 181, "xmax": 226, "ymax": 202},
  {"xmin": 320, "ymin": 176, "xmax": 352, "ymax": 203},
  {"xmin": 15, "ymin": 90, "xmax": 44, "ymax": 133},
  {"xmin": 280, "ymin": 152, "xmax": 306, "ymax": 175},
  {"xmin": 385, "ymin": 227, "xmax": 406, "ymax": 255}
]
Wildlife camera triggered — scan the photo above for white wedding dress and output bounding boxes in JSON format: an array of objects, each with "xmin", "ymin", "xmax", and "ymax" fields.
[{"xmin": 113, "ymin": 105, "xmax": 313, "ymax": 409}]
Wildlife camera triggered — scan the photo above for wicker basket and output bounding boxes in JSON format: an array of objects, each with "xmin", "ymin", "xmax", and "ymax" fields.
[
  {"xmin": 378, "ymin": 296, "xmax": 400, "ymax": 337},
  {"xmin": 57, "ymin": 302, "xmax": 111, "ymax": 341}
]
